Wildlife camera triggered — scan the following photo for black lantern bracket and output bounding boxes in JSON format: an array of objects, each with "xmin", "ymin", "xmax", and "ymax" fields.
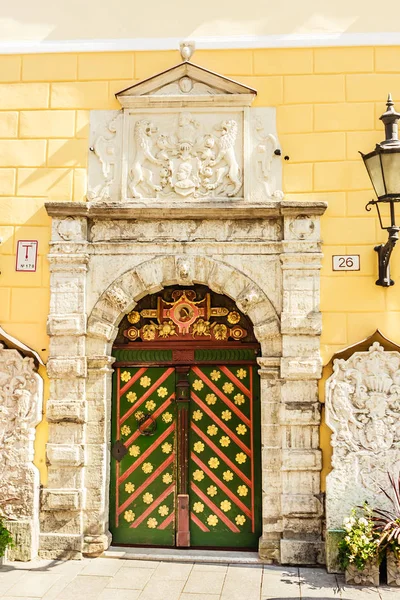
[{"xmin": 361, "ymin": 94, "xmax": 400, "ymax": 287}]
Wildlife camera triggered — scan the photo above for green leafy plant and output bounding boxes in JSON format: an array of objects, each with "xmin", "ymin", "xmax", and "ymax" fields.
[
  {"xmin": 0, "ymin": 497, "xmax": 16, "ymax": 558},
  {"xmin": 371, "ymin": 473, "xmax": 400, "ymax": 560},
  {"xmin": 0, "ymin": 517, "xmax": 13, "ymax": 558},
  {"xmin": 338, "ymin": 504, "xmax": 380, "ymax": 571}
]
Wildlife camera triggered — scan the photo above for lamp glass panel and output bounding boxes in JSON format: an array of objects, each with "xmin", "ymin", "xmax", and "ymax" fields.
[
  {"xmin": 381, "ymin": 152, "xmax": 400, "ymax": 196},
  {"xmin": 363, "ymin": 153, "xmax": 385, "ymax": 198}
]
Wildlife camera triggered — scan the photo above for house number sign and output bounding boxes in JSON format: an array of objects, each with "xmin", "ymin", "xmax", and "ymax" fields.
[
  {"xmin": 332, "ymin": 255, "xmax": 360, "ymax": 271},
  {"xmin": 16, "ymin": 240, "xmax": 38, "ymax": 272}
]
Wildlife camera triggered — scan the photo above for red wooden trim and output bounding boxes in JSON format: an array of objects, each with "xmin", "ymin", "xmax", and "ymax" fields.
[
  {"xmin": 190, "ymin": 482, "xmax": 240, "ymax": 533},
  {"xmin": 191, "ymin": 423, "xmax": 252, "ymax": 487},
  {"xmin": 116, "ymin": 461, "xmax": 120, "ymax": 528},
  {"xmin": 116, "ymin": 370, "xmax": 120, "ymax": 527},
  {"xmin": 120, "ymin": 367, "xmax": 174, "ymax": 425},
  {"xmin": 119, "ymin": 366, "xmax": 148, "ymax": 397},
  {"xmin": 191, "ymin": 366, "xmax": 250, "ymax": 427},
  {"xmin": 190, "ymin": 512, "xmax": 210, "ymax": 532},
  {"xmin": 191, "ymin": 392, "xmax": 251, "ymax": 456},
  {"xmin": 191, "ymin": 453, "xmax": 251, "ymax": 518},
  {"xmin": 158, "ymin": 511, "xmax": 175, "ymax": 530},
  {"xmin": 219, "ymin": 366, "xmax": 251, "ymax": 398},
  {"xmin": 250, "ymin": 366, "xmax": 254, "ymax": 533},
  {"xmin": 118, "ymin": 424, "xmax": 175, "ymax": 484},
  {"xmin": 130, "ymin": 484, "xmax": 174, "ymax": 529},
  {"xmin": 118, "ymin": 454, "xmax": 175, "ymax": 515},
  {"xmin": 123, "ymin": 394, "xmax": 174, "ymax": 448}
]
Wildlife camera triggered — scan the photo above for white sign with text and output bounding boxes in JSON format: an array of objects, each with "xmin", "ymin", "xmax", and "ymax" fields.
[
  {"xmin": 16, "ymin": 240, "xmax": 38, "ymax": 272},
  {"xmin": 332, "ymin": 255, "xmax": 360, "ymax": 271}
]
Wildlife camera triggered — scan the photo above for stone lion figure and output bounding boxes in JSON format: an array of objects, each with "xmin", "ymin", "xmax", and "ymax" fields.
[
  {"xmin": 129, "ymin": 120, "xmax": 163, "ymax": 199},
  {"xmin": 207, "ymin": 120, "xmax": 242, "ymax": 197}
]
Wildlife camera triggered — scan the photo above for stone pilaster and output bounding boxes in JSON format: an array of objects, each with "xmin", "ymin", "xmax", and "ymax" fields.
[
  {"xmin": 279, "ymin": 207, "xmax": 325, "ymax": 565},
  {"xmin": 40, "ymin": 217, "xmax": 88, "ymax": 559},
  {"xmin": 258, "ymin": 358, "xmax": 283, "ymax": 562}
]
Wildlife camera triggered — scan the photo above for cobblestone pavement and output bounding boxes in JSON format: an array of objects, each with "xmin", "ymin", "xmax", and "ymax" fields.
[{"xmin": 0, "ymin": 557, "xmax": 398, "ymax": 600}]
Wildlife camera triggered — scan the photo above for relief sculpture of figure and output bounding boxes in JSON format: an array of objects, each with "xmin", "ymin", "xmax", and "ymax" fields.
[
  {"xmin": 206, "ymin": 120, "xmax": 242, "ymax": 197},
  {"xmin": 129, "ymin": 120, "xmax": 163, "ymax": 198}
]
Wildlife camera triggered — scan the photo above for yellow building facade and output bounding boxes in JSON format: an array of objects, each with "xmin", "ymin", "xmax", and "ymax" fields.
[{"xmin": 1, "ymin": 36, "xmax": 400, "ymax": 565}]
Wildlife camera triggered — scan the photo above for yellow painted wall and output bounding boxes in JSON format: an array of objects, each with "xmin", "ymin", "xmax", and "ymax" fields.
[{"xmin": 1, "ymin": 47, "xmax": 400, "ymax": 487}]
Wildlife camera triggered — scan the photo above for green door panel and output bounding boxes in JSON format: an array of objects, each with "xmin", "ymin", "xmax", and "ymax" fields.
[
  {"xmin": 110, "ymin": 366, "xmax": 177, "ymax": 546},
  {"xmin": 188, "ymin": 365, "xmax": 261, "ymax": 548}
]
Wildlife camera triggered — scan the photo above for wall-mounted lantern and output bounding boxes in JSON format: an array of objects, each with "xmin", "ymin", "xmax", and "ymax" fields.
[{"xmin": 361, "ymin": 94, "xmax": 400, "ymax": 287}]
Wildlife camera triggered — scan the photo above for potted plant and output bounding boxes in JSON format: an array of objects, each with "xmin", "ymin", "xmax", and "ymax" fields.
[
  {"xmin": 338, "ymin": 505, "xmax": 380, "ymax": 585},
  {"xmin": 371, "ymin": 473, "xmax": 400, "ymax": 587},
  {"xmin": 0, "ymin": 498, "xmax": 15, "ymax": 566}
]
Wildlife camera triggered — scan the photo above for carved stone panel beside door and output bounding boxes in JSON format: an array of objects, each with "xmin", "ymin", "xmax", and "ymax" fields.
[
  {"xmin": 0, "ymin": 343, "xmax": 43, "ymax": 560},
  {"xmin": 325, "ymin": 341, "xmax": 400, "ymax": 530}
]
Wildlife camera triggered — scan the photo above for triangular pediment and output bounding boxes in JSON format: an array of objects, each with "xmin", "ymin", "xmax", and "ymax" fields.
[{"xmin": 116, "ymin": 61, "xmax": 256, "ymax": 108}]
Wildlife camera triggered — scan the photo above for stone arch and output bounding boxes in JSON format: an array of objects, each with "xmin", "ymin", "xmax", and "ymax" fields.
[
  {"xmin": 80, "ymin": 254, "xmax": 282, "ymax": 557},
  {"xmin": 86, "ymin": 254, "xmax": 281, "ymax": 358}
]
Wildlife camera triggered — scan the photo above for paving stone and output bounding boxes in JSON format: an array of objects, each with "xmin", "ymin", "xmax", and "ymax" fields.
[
  {"xmin": 137, "ymin": 578, "xmax": 185, "ymax": 600},
  {"xmin": 5, "ymin": 572, "xmax": 62, "ymax": 597},
  {"xmin": 121, "ymin": 559, "xmax": 160, "ymax": 569},
  {"xmin": 192, "ymin": 562, "xmax": 228, "ymax": 573},
  {"xmin": 153, "ymin": 561, "xmax": 194, "ymax": 580},
  {"xmin": 339, "ymin": 584, "xmax": 381, "ymax": 599},
  {"xmin": 184, "ymin": 570, "xmax": 226, "ymax": 595},
  {"xmin": 55, "ymin": 574, "xmax": 111, "ymax": 600},
  {"xmin": 180, "ymin": 595, "xmax": 220, "ymax": 600},
  {"xmin": 221, "ymin": 564, "xmax": 263, "ymax": 600},
  {"xmin": 299, "ymin": 567, "xmax": 341, "ymax": 598},
  {"xmin": 98, "ymin": 590, "xmax": 141, "ymax": 600},
  {"xmin": 80, "ymin": 558, "xmax": 123, "ymax": 577},
  {"xmin": 379, "ymin": 586, "xmax": 400, "ymax": 599},
  {"xmin": 0, "ymin": 570, "xmax": 32, "ymax": 595},
  {"xmin": 262, "ymin": 566, "xmax": 300, "ymax": 599},
  {"xmin": 105, "ymin": 567, "xmax": 152, "ymax": 590}
]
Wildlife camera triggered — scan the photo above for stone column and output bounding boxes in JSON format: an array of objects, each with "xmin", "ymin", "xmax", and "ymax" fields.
[
  {"xmin": 40, "ymin": 217, "xmax": 88, "ymax": 559},
  {"xmin": 278, "ymin": 205, "xmax": 325, "ymax": 565},
  {"xmin": 258, "ymin": 357, "xmax": 283, "ymax": 562}
]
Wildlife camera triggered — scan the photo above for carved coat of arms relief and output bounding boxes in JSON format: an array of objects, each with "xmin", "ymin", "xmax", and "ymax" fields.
[
  {"xmin": 127, "ymin": 112, "xmax": 243, "ymax": 199},
  {"xmin": 325, "ymin": 342, "xmax": 400, "ymax": 527}
]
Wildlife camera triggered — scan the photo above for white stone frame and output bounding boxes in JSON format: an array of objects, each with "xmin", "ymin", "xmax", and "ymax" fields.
[{"xmin": 42, "ymin": 200, "xmax": 326, "ymax": 564}]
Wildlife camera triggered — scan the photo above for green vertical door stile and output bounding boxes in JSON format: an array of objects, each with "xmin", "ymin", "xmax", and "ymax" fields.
[{"xmin": 109, "ymin": 366, "xmax": 177, "ymax": 546}]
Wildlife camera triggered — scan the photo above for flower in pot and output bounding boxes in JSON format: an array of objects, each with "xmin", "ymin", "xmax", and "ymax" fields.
[
  {"xmin": 0, "ymin": 497, "xmax": 15, "ymax": 563},
  {"xmin": 371, "ymin": 473, "xmax": 400, "ymax": 587},
  {"xmin": 338, "ymin": 505, "xmax": 380, "ymax": 586}
]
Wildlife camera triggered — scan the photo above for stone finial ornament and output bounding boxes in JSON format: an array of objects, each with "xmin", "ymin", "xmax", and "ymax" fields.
[{"xmin": 180, "ymin": 41, "xmax": 195, "ymax": 61}]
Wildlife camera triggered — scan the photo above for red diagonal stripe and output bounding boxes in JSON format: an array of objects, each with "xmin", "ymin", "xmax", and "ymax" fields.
[
  {"xmin": 130, "ymin": 484, "xmax": 174, "ymax": 529},
  {"xmin": 191, "ymin": 482, "xmax": 240, "ymax": 533},
  {"xmin": 192, "ymin": 392, "xmax": 250, "ymax": 456},
  {"xmin": 119, "ymin": 367, "xmax": 148, "ymax": 397},
  {"xmin": 191, "ymin": 367, "xmax": 250, "ymax": 427},
  {"xmin": 118, "ymin": 424, "xmax": 175, "ymax": 484},
  {"xmin": 191, "ymin": 512, "xmax": 210, "ymax": 532},
  {"xmin": 191, "ymin": 453, "xmax": 251, "ymax": 518},
  {"xmin": 219, "ymin": 366, "xmax": 251, "ymax": 398},
  {"xmin": 191, "ymin": 422, "xmax": 251, "ymax": 487},
  {"xmin": 158, "ymin": 512, "xmax": 174, "ymax": 530},
  {"xmin": 123, "ymin": 394, "xmax": 174, "ymax": 447},
  {"xmin": 118, "ymin": 454, "xmax": 175, "ymax": 515},
  {"xmin": 121, "ymin": 368, "xmax": 174, "ymax": 425}
]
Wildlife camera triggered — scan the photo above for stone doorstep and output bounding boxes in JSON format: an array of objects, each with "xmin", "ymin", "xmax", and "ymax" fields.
[{"xmin": 104, "ymin": 546, "xmax": 262, "ymax": 564}]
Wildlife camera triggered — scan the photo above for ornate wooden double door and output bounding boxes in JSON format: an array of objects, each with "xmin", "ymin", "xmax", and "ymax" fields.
[{"xmin": 110, "ymin": 360, "xmax": 261, "ymax": 548}]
